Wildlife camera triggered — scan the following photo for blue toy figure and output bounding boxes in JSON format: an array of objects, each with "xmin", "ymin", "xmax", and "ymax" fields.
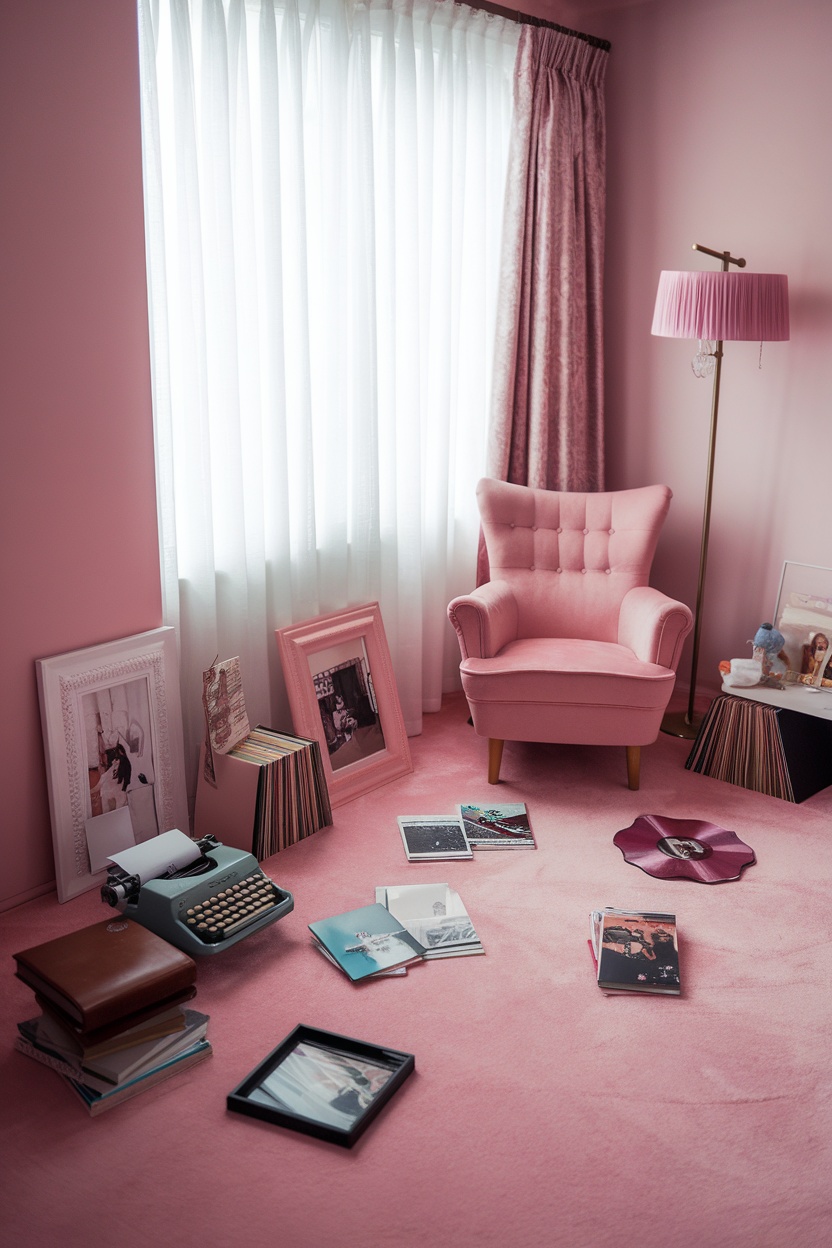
[{"xmin": 752, "ymin": 622, "xmax": 789, "ymax": 682}]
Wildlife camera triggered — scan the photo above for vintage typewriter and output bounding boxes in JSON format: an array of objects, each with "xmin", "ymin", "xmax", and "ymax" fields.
[{"xmin": 101, "ymin": 833, "xmax": 293, "ymax": 957}]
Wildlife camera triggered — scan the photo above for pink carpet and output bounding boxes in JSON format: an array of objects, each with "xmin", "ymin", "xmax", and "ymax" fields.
[{"xmin": 3, "ymin": 691, "xmax": 831, "ymax": 1247}]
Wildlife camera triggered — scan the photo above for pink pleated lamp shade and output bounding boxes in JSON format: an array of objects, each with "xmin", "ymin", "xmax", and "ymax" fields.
[{"xmin": 652, "ymin": 270, "xmax": 790, "ymax": 341}]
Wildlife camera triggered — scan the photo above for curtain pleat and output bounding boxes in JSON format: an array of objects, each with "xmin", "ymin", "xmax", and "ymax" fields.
[{"xmin": 487, "ymin": 25, "xmax": 608, "ymax": 495}]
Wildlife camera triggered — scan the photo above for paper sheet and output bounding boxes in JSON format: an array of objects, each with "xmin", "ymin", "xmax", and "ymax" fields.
[
  {"xmin": 85, "ymin": 808, "xmax": 136, "ymax": 873},
  {"xmin": 107, "ymin": 827, "xmax": 201, "ymax": 882}
]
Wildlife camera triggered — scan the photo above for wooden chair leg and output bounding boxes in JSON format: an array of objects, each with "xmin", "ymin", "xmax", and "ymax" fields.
[
  {"xmin": 626, "ymin": 746, "xmax": 641, "ymax": 791},
  {"xmin": 488, "ymin": 739, "xmax": 504, "ymax": 785}
]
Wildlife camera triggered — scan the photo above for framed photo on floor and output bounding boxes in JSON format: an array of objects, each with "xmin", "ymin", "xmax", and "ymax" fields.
[
  {"xmin": 36, "ymin": 626, "xmax": 189, "ymax": 902},
  {"xmin": 226, "ymin": 1024, "xmax": 415, "ymax": 1147},
  {"xmin": 276, "ymin": 603, "xmax": 412, "ymax": 807}
]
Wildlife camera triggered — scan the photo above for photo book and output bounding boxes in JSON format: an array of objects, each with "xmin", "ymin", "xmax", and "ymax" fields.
[
  {"xmin": 375, "ymin": 883, "xmax": 483, "ymax": 959},
  {"xmin": 12, "ymin": 918, "xmax": 197, "ymax": 1037},
  {"xmin": 308, "ymin": 903, "xmax": 427, "ymax": 982},
  {"xmin": 459, "ymin": 802, "xmax": 536, "ymax": 850},
  {"xmin": 397, "ymin": 815, "xmax": 472, "ymax": 861},
  {"xmin": 589, "ymin": 908, "xmax": 681, "ymax": 996}
]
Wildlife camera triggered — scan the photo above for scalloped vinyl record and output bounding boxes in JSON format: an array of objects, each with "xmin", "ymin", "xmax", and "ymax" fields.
[{"xmin": 613, "ymin": 814, "xmax": 756, "ymax": 883}]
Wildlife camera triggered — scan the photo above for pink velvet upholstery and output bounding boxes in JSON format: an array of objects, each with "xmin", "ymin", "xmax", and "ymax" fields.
[{"xmin": 448, "ymin": 480, "xmax": 693, "ymax": 783}]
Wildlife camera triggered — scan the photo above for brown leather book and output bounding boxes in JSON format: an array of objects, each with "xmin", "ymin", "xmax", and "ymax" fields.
[{"xmin": 13, "ymin": 919, "xmax": 197, "ymax": 1036}]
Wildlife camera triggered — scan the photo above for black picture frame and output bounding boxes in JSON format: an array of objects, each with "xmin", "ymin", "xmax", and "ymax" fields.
[{"xmin": 226, "ymin": 1025, "xmax": 415, "ymax": 1147}]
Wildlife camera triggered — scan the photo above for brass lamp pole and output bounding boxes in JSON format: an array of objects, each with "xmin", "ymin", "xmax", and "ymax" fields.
[{"xmin": 661, "ymin": 244, "xmax": 745, "ymax": 739}]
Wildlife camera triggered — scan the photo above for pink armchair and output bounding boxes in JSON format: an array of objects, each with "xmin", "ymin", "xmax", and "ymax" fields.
[{"xmin": 447, "ymin": 480, "xmax": 693, "ymax": 789}]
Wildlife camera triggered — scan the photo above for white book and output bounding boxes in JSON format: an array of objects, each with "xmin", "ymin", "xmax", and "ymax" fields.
[{"xmin": 376, "ymin": 883, "xmax": 483, "ymax": 958}]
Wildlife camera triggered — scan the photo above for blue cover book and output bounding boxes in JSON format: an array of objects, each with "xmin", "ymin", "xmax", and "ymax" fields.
[{"xmin": 309, "ymin": 903, "xmax": 427, "ymax": 982}]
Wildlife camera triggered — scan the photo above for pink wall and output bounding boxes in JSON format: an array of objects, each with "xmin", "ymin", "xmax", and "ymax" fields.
[
  {"xmin": 591, "ymin": 0, "xmax": 832, "ymax": 704},
  {"xmin": 0, "ymin": 1, "xmax": 161, "ymax": 909},
  {"xmin": 2, "ymin": 0, "xmax": 830, "ymax": 907},
  {"xmin": 516, "ymin": 0, "xmax": 831, "ymax": 708}
]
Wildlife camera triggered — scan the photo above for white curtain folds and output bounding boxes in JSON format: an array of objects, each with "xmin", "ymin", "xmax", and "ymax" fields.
[{"xmin": 138, "ymin": 0, "xmax": 519, "ymax": 790}]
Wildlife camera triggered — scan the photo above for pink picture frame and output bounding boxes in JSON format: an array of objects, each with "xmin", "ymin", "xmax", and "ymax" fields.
[{"xmin": 276, "ymin": 603, "xmax": 412, "ymax": 807}]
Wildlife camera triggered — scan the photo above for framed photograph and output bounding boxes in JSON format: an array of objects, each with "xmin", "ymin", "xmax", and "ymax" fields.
[
  {"xmin": 276, "ymin": 603, "xmax": 412, "ymax": 806},
  {"xmin": 773, "ymin": 561, "xmax": 832, "ymax": 688},
  {"xmin": 227, "ymin": 1024, "xmax": 415, "ymax": 1147},
  {"xmin": 36, "ymin": 627, "xmax": 189, "ymax": 902},
  {"xmin": 397, "ymin": 815, "xmax": 473, "ymax": 861}
]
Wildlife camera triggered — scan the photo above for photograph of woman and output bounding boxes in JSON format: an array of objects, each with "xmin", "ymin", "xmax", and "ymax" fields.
[
  {"xmin": 800, "ymin": 631, "xmax": 832, "ymax": 687},
  {"xmin": 314, "ymin": 658, "xmax": 385, "ymax": 771},
  {"xmin": 84, "ymin": 678, "xmax": 158, "ymax": 844}
]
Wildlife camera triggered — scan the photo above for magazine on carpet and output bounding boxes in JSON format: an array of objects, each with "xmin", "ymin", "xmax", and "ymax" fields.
[
  {"xmin": 375, "ymin": 883, "xmax": 483, "ymax": 958},
  {"xmin": 458, "ymin": 802, "xmax": 536, "ymax": 849},
  {"xmin": 397, "ymin": 815, "xmax": 473, "ymax": 861},
  {"xmin": 309, "ymin": 903, "xmax": 427, "ymax": 982},
  {"xmin": 589, "ymin": 908, "xmax": 681, "ymax": 995}
]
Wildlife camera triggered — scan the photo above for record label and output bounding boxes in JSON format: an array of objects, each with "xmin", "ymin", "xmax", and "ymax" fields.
[{"xmin": 613, "ymin": 814, "xmax": 755, "ymax": 883}]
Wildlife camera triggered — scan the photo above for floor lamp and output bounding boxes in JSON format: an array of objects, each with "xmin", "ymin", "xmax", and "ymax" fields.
[{"xmin": 651, "ymin": 243, "xmax": 790, "ymax": 739}]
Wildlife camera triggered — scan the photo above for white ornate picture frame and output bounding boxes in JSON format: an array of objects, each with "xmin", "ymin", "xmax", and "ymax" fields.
[{"xmin": 36, "ymin": 627, "xmax": 189, "ymax": 902}]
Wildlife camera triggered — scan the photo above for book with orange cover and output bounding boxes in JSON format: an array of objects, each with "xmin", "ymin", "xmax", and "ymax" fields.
[{"xmin": 13, "ymin": 919, "xmax": 197, "ymax": 1035}]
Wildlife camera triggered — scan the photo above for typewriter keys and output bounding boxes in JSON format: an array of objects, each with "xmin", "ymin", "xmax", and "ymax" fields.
[{"xmin": 184, "ymin": 869, "xmax": 286, "ymax": 943}]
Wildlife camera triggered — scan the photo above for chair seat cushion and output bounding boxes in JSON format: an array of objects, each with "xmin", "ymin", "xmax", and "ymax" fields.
[{"xmin": 459, "ymin": 638, "xmax": 677, "ymax": 746}]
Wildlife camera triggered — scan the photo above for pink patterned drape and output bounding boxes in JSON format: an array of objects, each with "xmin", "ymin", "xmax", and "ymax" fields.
[{"xmin": 488, "ymin": 24, "xmax": 608, "ymax": 494}]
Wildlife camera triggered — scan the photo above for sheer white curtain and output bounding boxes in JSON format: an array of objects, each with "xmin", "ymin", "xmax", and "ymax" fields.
[{"xmin": 138, "ymin": 0, "xmax": 519, "ymax": 789}]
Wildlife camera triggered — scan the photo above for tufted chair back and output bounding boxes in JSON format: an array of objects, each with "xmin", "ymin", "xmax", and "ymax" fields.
[{"xmin": 477, "ymin": 479, "xmax": 672, "ymax": 643}]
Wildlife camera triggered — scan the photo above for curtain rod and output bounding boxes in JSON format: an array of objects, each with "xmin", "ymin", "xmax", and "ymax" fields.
[{"xmin": 473, "ymin": 3, "xmax": 611, "ymax": 51}]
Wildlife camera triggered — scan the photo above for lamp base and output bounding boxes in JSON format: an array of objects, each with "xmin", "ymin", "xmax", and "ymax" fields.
[{"xmin": 661, "ymin": 709, "xmax": 704, "ymax": 740}]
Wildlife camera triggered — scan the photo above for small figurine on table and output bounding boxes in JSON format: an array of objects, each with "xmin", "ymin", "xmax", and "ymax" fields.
[
  {"xmin": 752, "ymin": 622, "xmax": 789, "ymax": 685},
  {"xmin": 718, "ymin": 621, "xmax": 790, "ymax": 689}
]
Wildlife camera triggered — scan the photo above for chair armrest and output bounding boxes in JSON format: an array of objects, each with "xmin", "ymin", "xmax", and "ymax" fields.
[
  {"xmin": 618, "ymin": 586, "xmax": 693, "ymax": 670},
  {"xmin": 448, "ymin": 580, "xmax": 520, "ymax": 659}
]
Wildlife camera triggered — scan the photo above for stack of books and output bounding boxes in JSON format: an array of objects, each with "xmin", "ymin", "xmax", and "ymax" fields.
[
  {"xmin": 196, "ymin": 725, "xmax": 332, "ymax": 860},
  {"xmin": 12, "ymin": 918, "xmax": 211, "ymax": 1115},
  {"xmin": 589, "ymin": 907, "xmax": 681, "ymax": 996}
]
